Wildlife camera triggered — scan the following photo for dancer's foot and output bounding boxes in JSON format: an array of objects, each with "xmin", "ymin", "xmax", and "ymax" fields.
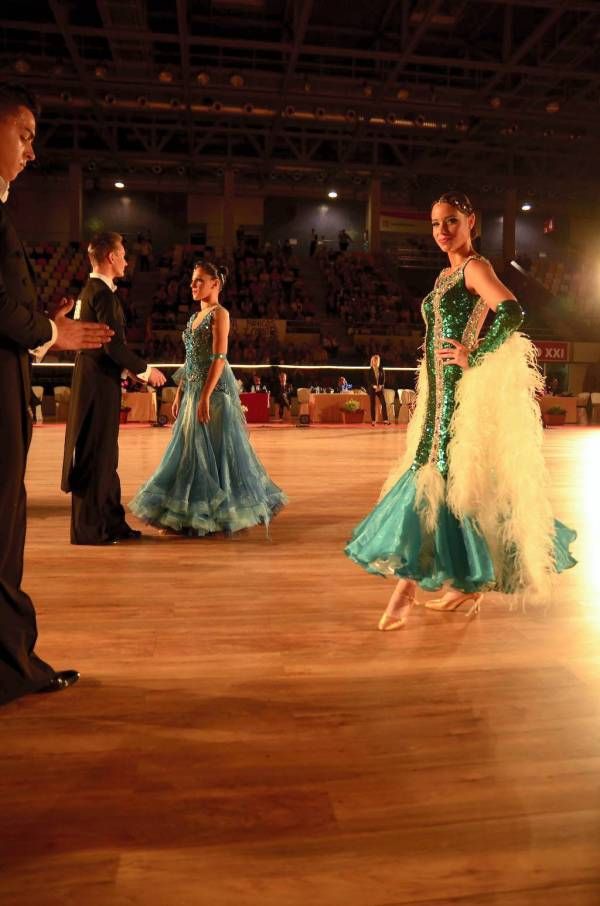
[
  {"xmin": 425, "ymin": 591, "xmax": 482, "ymax": 616},
  {"xmin": 378, "ymin": 581, "xmax": 416, "ymax": 631}
]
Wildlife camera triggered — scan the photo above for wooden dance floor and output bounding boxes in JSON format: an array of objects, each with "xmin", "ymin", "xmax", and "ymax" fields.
[{"xmin": 1, "ymin": 423, "xmax": 599, "ymax": 905}]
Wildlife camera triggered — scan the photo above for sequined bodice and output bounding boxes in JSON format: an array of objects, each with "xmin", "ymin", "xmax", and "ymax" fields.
[
  {"xmin": 182, "ymin": 307, "xmax": 229, "ymax": 392},
  {"xmin": 414, "ymin": 257, "xmax": 487, "ymax": 475}
]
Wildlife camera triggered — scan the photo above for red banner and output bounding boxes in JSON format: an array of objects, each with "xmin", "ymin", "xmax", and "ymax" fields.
[{"xmin": 533, "ymin": 340, "xmax": 569, "ymax": 362}]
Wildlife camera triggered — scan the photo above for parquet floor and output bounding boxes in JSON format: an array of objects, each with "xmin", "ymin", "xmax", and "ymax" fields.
[{"xmin": 1, "ymin": 423, "xmax": 599, "ymax": 906}]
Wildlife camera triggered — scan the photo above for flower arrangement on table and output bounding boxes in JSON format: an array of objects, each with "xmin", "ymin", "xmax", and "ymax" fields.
[{"xmin": 340, "ymin": 398, "xmax": 365, "ymax": 423}]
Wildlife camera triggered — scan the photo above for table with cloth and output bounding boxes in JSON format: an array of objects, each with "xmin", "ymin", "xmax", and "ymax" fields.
[
  {"xmin": 122, "ymin": 390, "xmax": 157, "ymax": 422},
  {"xmin": 240, "ymin": 391, "xmax": 270, "ymax": 423},
  {"xmin": 539, "ymin": 394, "xmax": 577, "ymax": 424},
  {"xmin": 308, "ymin": 391, "xmax": 368, "ymax": 424}
]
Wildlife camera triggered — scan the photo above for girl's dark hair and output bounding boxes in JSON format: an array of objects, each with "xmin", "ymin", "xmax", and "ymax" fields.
[
  {"xmin": 194, "ymin": 260, "xmax": 229, "ymax": 287},
  {"xmin": 432, "ymin": 190, "xmax": 474, "ymax": 215}
]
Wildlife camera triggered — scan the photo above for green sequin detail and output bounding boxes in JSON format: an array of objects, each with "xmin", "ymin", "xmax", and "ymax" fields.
[{"xmin": 414, "ymin": 256, "xmax": 487, "ymax": 476}]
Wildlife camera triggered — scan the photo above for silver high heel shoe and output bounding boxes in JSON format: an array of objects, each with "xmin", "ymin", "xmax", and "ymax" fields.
[
  {"xmin": 378, "ymin": 592, "xmax": 416, "ymax": 631},
  {"xmin": 425, "ymin": 592, "xmax": 482, "ymax": 617}
]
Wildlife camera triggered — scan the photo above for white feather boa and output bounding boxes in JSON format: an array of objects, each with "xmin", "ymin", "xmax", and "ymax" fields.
[{"xmin": 381, "ymin": 334, "xmax": 557, "ymax": 602}]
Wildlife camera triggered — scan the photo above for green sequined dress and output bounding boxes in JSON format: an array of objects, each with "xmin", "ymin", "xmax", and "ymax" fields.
[{"xmin": 345, "ymin": 256, "xmax": 576, "ymax": 592}]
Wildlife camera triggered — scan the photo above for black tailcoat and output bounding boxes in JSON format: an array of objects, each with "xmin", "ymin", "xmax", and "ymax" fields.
[
  {"xmin": 0, "ymin": 201, "xmax": 56, "ymax": 704},
  {"xmin": 62, "ymin": 278, "xmax": 148, "ymax": 544}
]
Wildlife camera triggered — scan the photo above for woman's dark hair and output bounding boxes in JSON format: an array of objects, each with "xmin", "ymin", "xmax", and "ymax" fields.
[
  {"xmin": 432, "ymin": 190, "xmax": 474, "ymax": 215},
  {"xmin": 194, "ymin": 260, "xmax": 229, "ymax": 287},
  {"xmin": 0, "ymin": 82, "xmax": 41, "ymax": 119}
]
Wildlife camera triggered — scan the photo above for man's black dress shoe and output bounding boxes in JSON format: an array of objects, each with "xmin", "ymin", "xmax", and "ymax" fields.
[
  {"xmin": 37, "ymin": 670, "xmax": 80, "ymax": 693},
  {"xmin": 110, "ymin": 528, "xmax": 142, "ymax": 543}
]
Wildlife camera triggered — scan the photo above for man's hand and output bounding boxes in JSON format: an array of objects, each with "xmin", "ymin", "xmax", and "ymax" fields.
[
  {"xmin": 53, "ymin": 298, "xmax": 114, "ymax": 350},
  {"xmin": 147, "ymin": 367, "xmax": 166, "ymax": 387}
]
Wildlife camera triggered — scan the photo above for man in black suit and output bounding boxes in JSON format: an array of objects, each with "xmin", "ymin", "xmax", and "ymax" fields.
[
  {"xmin": 62, "ymin": 232, "xmax": 166, "ymax": 544},
  {"xmin": 0, "ymin": 83, "xmax": 114, "ymax": 706}
]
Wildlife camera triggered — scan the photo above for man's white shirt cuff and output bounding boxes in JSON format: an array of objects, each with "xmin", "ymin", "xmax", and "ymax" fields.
[{"xmin": 29, "ymin": 319, "xmax": 57, "ymax": 360}]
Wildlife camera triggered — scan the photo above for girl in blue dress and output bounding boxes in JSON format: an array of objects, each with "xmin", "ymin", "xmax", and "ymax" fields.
[
  {"xmin": 129, "ymin": 262, "xmax": 287, "ymax": 535},
  {"xmin": 345, "ymin": 191, "xmax": 576, "ymax": 630}
]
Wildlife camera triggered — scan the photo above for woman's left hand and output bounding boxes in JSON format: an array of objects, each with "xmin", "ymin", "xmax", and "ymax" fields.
[
  {"xmin": 197, "ymin": 392, "xmax": 211, "ymax": 423},
  {"xmin": 437, "ymin": 338, "xmax": 470, "ymax": 369}
]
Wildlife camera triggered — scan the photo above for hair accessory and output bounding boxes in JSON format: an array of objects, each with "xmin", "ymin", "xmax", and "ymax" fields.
[{"xmin": 433, "ymin": 192, "xmax": 474, "ymax": 215}]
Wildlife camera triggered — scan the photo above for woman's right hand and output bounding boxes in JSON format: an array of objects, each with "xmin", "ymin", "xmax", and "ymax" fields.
[{"xmin": 171, "ymin": 397, "xmax": 180, "ymax": 419}]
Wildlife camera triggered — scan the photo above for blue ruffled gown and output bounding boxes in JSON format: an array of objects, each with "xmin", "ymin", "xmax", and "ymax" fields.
[
  {"xmin": 345, "ymin": 259, "xmax": 576, "ymax": 593},
  {"xmin": 129, "ymin": 308, "xmax": 287, "ymax": 534}
]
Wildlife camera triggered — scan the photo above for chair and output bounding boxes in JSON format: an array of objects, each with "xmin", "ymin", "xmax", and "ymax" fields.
[
  {"xmin": 383, "ymin": 388, "xmax": 397, "ymax": 423},
  {"xmin": 159, "ymin": 386, "xmax": 177, "ymax": 423},
  {"xmin": 576, "ymin": 392, "xmax": 590, "ymax": 425},
  {"xmin": 398, "ymin": 388, "xmax": 416, "ymax": 423},
  {"xmin": 297, "ymin": 387, "xmax": 311, "ymax": 425},
  {"xmin": 54, "ymin": 385, "xmax": 71, "ymax": 422},
  {"xmin": 31, "ymin": 385, "xmax": 44, "ymax": 424}
]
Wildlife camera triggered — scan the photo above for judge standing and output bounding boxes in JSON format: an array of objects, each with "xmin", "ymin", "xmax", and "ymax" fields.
[
  {"xmin": 0, "ymin": 83, "xmax": 114, "ymax": 705},
  {"xmin": 62, "ymin": 232, "xmax": 166, "ymax": 545},
  {"xmin": 365, "ymin": 354, "xmax": 390, "ymax": 426}
]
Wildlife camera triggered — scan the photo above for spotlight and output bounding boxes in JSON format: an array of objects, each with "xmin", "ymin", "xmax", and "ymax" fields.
[
  {"xmin": 137, "ymin": 95, "xmax": 148, "ymax": 106},
  {"xmin": 158, "ymin": 69, "xmax": 174, "ymax": 84},
  {"xmin": 212, "ymin": 100, "xmax": 223, "ymax": 112},
  {"xmin": 396, "ymin": 88, "xmax": 410, "ymax": 101},
  {"xmin": 545, "ymin": 100, "xmax": 560, "ymax": 114},
  {"xmin": 521, "ymin": 202, "xmax": 532, "ymax": 211},
  {"xmin": 345, "ymin": 108, "xmax": 357, "ymax": 121},
  {"xmin": 229, "ymin": 73, "xmax": 245, "ymax": 89},
  {"xmin": 414, "ymin": 114, "xmax": 425, "ymax": 126},
  {"xmin": 489, "ymin": 96, "xmax": 502, "ymax": 109},
  {"xmin": 362, "ymin": 82, "xmax": 373, "ymax": 98},
  {"xmin": 14, "ymin": 58, "xmax": 30, "ymax": 75},
  {"xmin": 284, "ymin": 105, "xmax": 296, "ymax": 117},
  {"xmin": 151, "ymin": 165, "xmax": 163, "ymax": 175},
  {"xmin": 114, "ymin": 181, "xmax": 125, "ymax": 189},
  {"xmin": 386, "ymin": 112, "xmax": 397, "ymax": 125},
  {"xmin": 94, "ymin": 64, "xmax": 108, "ymax": 79},
  {"xmin": 243, "ymin": 102, "xmax": 255, "ymax": 114},
  {"xmin": 328, "ymin": 190, "xmax": 338, "ymax": 199},
  {"xmin": 303, "ymin": 78, "xmax": 312, "ymax": 93},
  {"xmin": 104, "ymin": 93, "xmax": 116, "ymax": 105},
  {"xmin": 176, "ymin": 165, "xmax": 186, "ymax": 176},
  {"xmin": 314, "ymin": 106, "xmax": 326, "ymax": 118},
  {"xmin": 196, "ymin": 71, "xmax": 210, "ymax": 86}
]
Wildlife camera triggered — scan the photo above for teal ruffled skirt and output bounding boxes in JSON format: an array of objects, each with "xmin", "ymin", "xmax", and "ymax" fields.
[
  {"xmin": 129, "ymin": 374, "xmax": 287, "ymax": 535},
  {"xmin": 345, "ymin": 467, "xmax": 576, "ymax": 593}
]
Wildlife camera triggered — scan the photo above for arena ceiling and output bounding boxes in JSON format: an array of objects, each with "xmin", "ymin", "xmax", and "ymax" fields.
[{"xmin": 1, "ymin": 0, "xmax": 600, "ymax": 203}]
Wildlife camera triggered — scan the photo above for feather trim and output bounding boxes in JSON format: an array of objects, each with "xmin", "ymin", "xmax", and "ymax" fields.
[
  {"xmin": 414, "ymin": 462, "xmax": 446, "ymax": 533},
  {"xmin": 379, "ymin": 358, "xmax": 428, "ymax": 500},
  {"xmin": 447, "ymin": 333, "xmax": 556, "ymax": 602}
]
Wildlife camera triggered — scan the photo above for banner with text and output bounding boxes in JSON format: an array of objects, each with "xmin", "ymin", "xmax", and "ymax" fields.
[{"xmin": 533, "ymin": 340, "xmax": 569, "ymax": 362}]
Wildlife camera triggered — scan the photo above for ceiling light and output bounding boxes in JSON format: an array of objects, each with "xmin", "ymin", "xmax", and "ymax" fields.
[
  {"xmin": 328, "ymin": 190, "xmax": 338, "ymax": 199},
  {"xmin": 229, "ymin": 73, "xmax": 245, "ymax": 88},
  {"xmin": 114, "ymin": 181, "xmax": 125, "ymax": 189},
  {"xmin": 521, "ymin": 202, "xmax": 532, "ymax": 211},
  {"xmin": 196, "ymin": 71, "xmax": 210, "ymax": 86}
]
